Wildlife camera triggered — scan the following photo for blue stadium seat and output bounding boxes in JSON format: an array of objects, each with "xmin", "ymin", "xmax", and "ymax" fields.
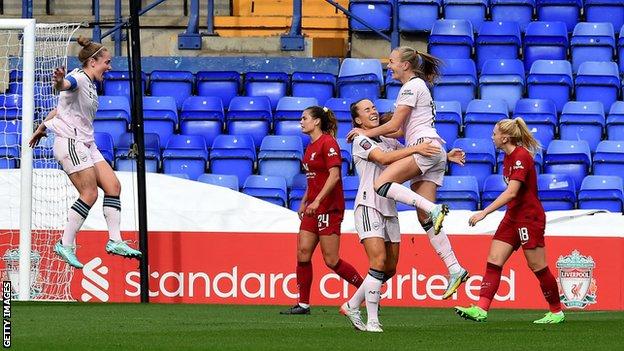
[
  {"xmin": 349, "ymin": 0, "xmax": 393, "ymax": 32},
  {"xmin": 429, "ymin": 19, "xmax": 475, "ymax": 59},
  {"xmin": 523, "ymin": 21, "xmax": 569, "ymax": 71},
  {"xmin": 31, "ymin": 134, "xmax": 54, "ymax": 161},
  {"xmin": 374, "ymin": 98, "xmax": 395, "ymax": 114},
  {"xmin": 95, "ymin": 96, "xmax": 131, "ymax": 148},
  {"xmin": 481, "ymin": 174, "xmax": 508, "ymax": 210},
  {"xmin": 538, "ymin": 173, "xmax": 577, "ymax": 210},
  {"xmin": 244, "ymin": 72, "xmax": 289, "ymax": 111},
  {"xmin": 397, "ymin": 0, "xmax": 442, "ymax": 32},
  {"xmin": 197, "ymin": 173, "xmax": 239, "ymax": 191},
  {"xmin": 607, "ymin": 101, "xmax": 624, "ymax": 140},
  {"xmin": 337, "ymin": 138, "xmax": 353, "ymax": 176},
  {"xmin": 179, "ymin": 96, "xmax": 224, "ymax": 148},
  {"xmin": 544, "ymin": 140, "xmax": 592, "ymax": 191},
  {"xmin": 31, "ymin": 133, "xmax": 60, "ymax": 170},
  {"xmin": 437, "ymin": 175, "xmax": 480, "ymax": 210},
  {"xmin": 289, "ymin": 173, "xmax": 307, "ymax": 211},
  {"xmin": 149, "ymin": 70, "xmax": 194, "ymax": 110},
  {"xmin": 102, "ymin": 71, "xmax": 146, "ymax": 96},
  {"xmin": 559, "ymin": 101, "xmax": 606, "ymax": 153},
  {"xmin": 584, "ymin": 0, "xmax": 624, "ymax": 37},
  {"xmin": 620, "ymin": 25, "xmax": 624, "ymax": 74},
  {"xmin": 0, "ymin": 133, "xmax": 20, "ymax": 169},
  {"xmin": 7, "ymin": 70, "xmax": 21, "ymax": 94},
  {"xmin": 0, "ymin": 94, "xmax": 21, "ymax": 120},
  {"xmin": 196, "ymin": 71, "xmax": 240, "ymax": 108},
  {"xmin": 385, "ymin": 70, "xmax": 402, "ymax": 99},
  {"xmin": 464, "ymin": 99, "xmax": 509, "ymax": 139},
  {"xmin": 513, "ymin": 98, "xmax": 558, "ymax": 148},
  {"xmin": 479, "ymin": 59, "xmax": 525, "ymax": 113},
  {"xmin": 258, "ymin": 135, "xmax": 303, "ymax": 187},
  {"xmin": 343, "ymin": 175, "xmax": 360, "ymax": 210},
  {"xmin": 291, "ymin": 72, "xmax": 335, "ymax": 106},
  {"xmin": 443, "ymin": 0, "xmax": 488, "ymax": 32},
  {"xmin": 433, "ymin": 58, "xmax": 477, "ymax": 113},
  {"xmin": 450, "ymin": 138, "xmax": 497, "ymax": 191},
  {"xmin": 490, "ymin": 0, "xmax": 535, "ymax": 32},
  {"xmin": 93, "ymin": 132, "xmax": 114, "ymax": 165},
  {"xmin": 535, "ymin": 0, "xmax": 582, "ymax": 33},
  {"xmin": 210, "ymin": 135, "xmax": 256, "ymax": 183},
  {"xmin": 114, "ymin": 132, "xmax": 160, "ymax": 173},
  {"xmin": 497, "ymin": 149, "xmax": 543, "ymax": 174},
  {"xmin": 434, "ymin": 101, "xmax": 462, "ymax": 150},
  {"xmin": 162, "ymin": 135, "xmax": 208, "ymax": 181},
  {"xmin": 476, "ymin": 21, "xmax": 522, "ymax": 71},
  {"xmin": 0, "ymin": 120, "xmax": 21, "ymax": 135},
  {"xmin": 574, "ymin": 62, "xmax": 620, "ymax": 114},
  {"xmin": 526, "ymin": 60, "xmax": 573, "ymax": 113},
  {"xmin": 593, "ymin": 140, "xmax": 624, "ymax": 176},
  {"xmin": 142, "ymin": 96, "xmax": 178, "ymax": 148},
  {"xmin": 168, "ymin": 173, "xmax": 190, "ymax": 180},
  {"xmin": 243, "ymin": 175, "xmax": 288, "ymax": 207},
  {"xmin": 326, "ymin": 98, "xmax": 356, "ymax": 138},
  {"xmin": 570, "ymin": 22, "xmax": 616, "ymax": 73},
  {"xmin": 274, "ymin": 96, "xmax": 318, "ymax": 148},
  {"xmin": 578, "ymin": 175, "xmax": 624, "ymax": 212},
  {"xmin": 226, "ymin": 96, "xmax": 272, "ymax": 148},
  {"xmin": 34, "ymin": 82, "xmax": 55, "ymax": 113},
  {"xmin": 337, "ymin": 58, "xmax": 383, "ymax": 101}
]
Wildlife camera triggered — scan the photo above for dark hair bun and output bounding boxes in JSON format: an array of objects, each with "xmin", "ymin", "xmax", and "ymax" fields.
[{"xmin": 76, "ymin": 36, "xmax": 92, "ymax": 47}]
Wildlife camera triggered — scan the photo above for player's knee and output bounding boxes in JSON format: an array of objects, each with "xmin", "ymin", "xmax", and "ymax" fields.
[
  {"xmin": 486, "ymin": 254, "xmax": 504, "ymax": 266},
  {"xmin": 108, "ymin": 179, "xmax": 121, "ymax": 196},
  {"xmin": 81, "ymin": 188, "xmax": 98, "ymax": 206},
  {"xmin": 323, "ymin": 255, "xmax": 339, "ymax": 269},
  {"xmin": 527, "ymin": 259, "xmax": 546, "ymax": 272},
  {"xmin": 369, "ymin": 254, "xmax": 386, "ymax": 271},
  {"xmin": 296, "ymin": 248, "xmax": 313, "ymax": 262}
]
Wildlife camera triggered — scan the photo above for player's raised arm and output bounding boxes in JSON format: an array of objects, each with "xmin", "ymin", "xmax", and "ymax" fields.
[{"xmin": 52, "ymin": 66, "xmax": 72, "ymax": 91}]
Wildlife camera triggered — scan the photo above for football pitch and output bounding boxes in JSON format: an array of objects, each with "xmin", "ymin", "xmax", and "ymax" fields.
[{"xmin": 11, "ymin": 303, "xmax": 624, "ymax": 350}]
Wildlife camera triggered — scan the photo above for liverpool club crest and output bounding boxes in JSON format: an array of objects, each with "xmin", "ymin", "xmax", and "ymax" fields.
[{"xmin": 556, "ymin": 250, "xmax": 597, "ymax": 309}]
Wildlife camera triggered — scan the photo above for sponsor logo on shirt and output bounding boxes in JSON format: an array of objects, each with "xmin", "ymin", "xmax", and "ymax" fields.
[
  {"xmin": 513, "ymin": 160, "xmax": 524, "ymax": 170},
  {"xmin": 310, "ymin": 152, "xmax": 316, "ymax": 161},
  {"xmin": 401, "ymin": 89, "xmax": 414, "ymax": 96},
  {"xmin": 327, "ymin": 148, "xmax": 338, "ymax": 157},
  {"xmin": 359, "ymin": 139, "xmax": 372, "ymax": 151}
]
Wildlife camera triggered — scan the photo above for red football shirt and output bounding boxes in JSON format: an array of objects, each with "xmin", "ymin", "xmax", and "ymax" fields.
[
  {"xmin": 302, "ymin": 133, "xmax": 344, "ymax": 213},
  {"xmin": 502, "ymin": 146, "xmax": 546, "ymax": 223}
]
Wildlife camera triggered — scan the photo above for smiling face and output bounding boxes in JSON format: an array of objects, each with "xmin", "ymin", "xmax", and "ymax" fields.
[
  {"xmin": 353, "ymin": 99, "xmax": 380, "ymax": 130},
  {"xmin": 300, "ymin": 109, "xmax": 320, "ymax": 135},
  {"xmin": 492, "ymin": 124, "xmax": 508, "ymax": 150},
  {"xmin": 387, "ymin": 49, "xmax": 408, "ymax": 82},
  {"xmin": 86, "ymin": 49, "xmax": 112, "ymax": 82}
]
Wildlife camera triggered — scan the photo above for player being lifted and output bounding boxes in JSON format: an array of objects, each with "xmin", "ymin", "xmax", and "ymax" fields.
[
  {"xmin": 29, "ymin": 37, "xmax": 142, "ymax": 269},
  {"xmin": 455, "ymin": 118, "xmax": 564, "ymax": 324}
]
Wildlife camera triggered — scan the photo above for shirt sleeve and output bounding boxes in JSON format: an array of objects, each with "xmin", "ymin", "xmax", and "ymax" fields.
[
  {"xmin": 508, "ymin": 150, "xmax": 532, "ymax": 183},
  {"xmin": 353, "ymin": 135, "xmax": 380, "ymax": 161},
  {"xmin": 322, "ymin": 137, "xmax": 343, "ymax": 170}
]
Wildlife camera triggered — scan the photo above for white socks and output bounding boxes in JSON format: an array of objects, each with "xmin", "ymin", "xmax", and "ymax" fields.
[
  {"xmin": 426, "ymin": 226, "xmax": 462, "ymax": 275},
  {"xmin": 381, "ymin": 182, "xmax": 435, "ymax": 212},
  {"xmin": 348, "ymin": 269, "xmax": 384, "ymax": 323},
  {"xmin": 103, "ymin": 195, "xmax": 122, "ymax": 241},
  {"xmin": 61, "ymin": 198, "xmax": 90, "ymax": 246}
]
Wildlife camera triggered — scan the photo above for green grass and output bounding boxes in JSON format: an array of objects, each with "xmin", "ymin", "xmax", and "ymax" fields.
[{"xmin": 10, "ymin": 303, "xmax": 624, "ymax": 350}]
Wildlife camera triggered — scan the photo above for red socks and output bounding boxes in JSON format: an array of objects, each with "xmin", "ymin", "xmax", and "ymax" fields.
[
  {"xmin": 332, "ymin": 259, "xmax": 364, "ymax": 288},
  {"xmin": 534, "ymin": 266, "xmax": 563, "ymax": 313},
  {"xmin": 477, "ymin": 262, "xmax": 502, "ymax": 311},
  {"xmin": 296, "ymin": 261, "xmax": 313, "ymax": 304}
]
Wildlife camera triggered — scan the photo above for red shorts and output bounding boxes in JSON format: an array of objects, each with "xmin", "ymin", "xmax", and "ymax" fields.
[
  {"xmin": 299, "ymin": 210, "xmax": 343, "ymax": 236},
  {"xmin": 493, "ymin": 219, "xmax": 545, "ymax": 251}
]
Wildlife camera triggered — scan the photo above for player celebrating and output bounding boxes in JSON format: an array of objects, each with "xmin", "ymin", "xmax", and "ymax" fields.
[
  {"xmin": 29, "ymin": 37, "xmax": 141, "ymax": 269},
  {"xmin": 280, "ymin": 106, "xmax": 364, "ymax": 315},
  {"xmin": 346, "ymin": 46, "xmax": 468, "ymax": 299},
  {"xmin": 454, "ymin": 118, "xmax": 564, "ymax": 324}
]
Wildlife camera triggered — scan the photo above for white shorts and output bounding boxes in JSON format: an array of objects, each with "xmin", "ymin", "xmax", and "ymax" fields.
[
  {"xmin": 410, "ymin": 138, "xmax": 446, "ymax": 187},
  {"xmin": 54, "ymin": 136, "xmax": 105, "ymax": 175},
  {"xmin": 354, "ymin": 205, "xmax": 401, "ymax": 243}
]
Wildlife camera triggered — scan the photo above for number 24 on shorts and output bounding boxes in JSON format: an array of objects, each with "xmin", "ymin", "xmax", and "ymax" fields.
[{"xmin": 317, "ymin": 214, "xmax": 329, "ymax": 230}]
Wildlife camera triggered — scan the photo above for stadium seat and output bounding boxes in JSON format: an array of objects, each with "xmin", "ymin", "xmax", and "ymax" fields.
[
  {"xmin": 337, "ymin": 58, "xmax": 383, "ymax": 101},
  {"xmin": 526, "ymin": 60, "xmax": 573, "ymax": 113},
  {"xmin": 226, "ymin": 96, "xmax": 272, "ymax": 148},
  {"xmin": 490, "ymin": 0, "xmax": 535, "ymax": 32},
  {"xmin": 538, "ymin": 173, "xmax": 577, "ymax": 210},
  {"xmin": 244, "ymin": 72, "xmax": 289, "ymax": 111},
  {"xmin": 574, "ymin": 62, "xmax": 620, "ymax": 114},
  {"xmin": 168, "ymin": 173, "xmax": 190, "ymax": 180},
  {"xmin": 274, "ymin": 96, "xmax": 318, "ymax": 148},
  {"xmin": 443, "ymin": 0, "xmax": 488, "ymax": 32},
  {"xmin": 0, "ymin": 94, "xmax": 21, "ymax": 120},
  {"xmin": 433, "ymin": 59, "xmax": 477, "ymax": 113},
  {"xmin": 34, "ymin": 82, "xmax": 55, "ymax": 113},
  {"xmin": 162, "ymin": 135, "xmax": 209, "ymax": 181},
  {"xmin": 374, "ymin": 98, "xmax": 395, "ymax": 114},
  {"xmin": 0, "ymin": 120, "xmax": 21, "ymax": 136},
  {"xmin": 578, "ymin": 175, "xmax": 624, "ymax": 212},
  {"xmin": 434, "ymin": 101, "xmax": 462, "ymax": 150},
  {"xmin": 258, "ymin": 135, "xmax": 304, "ymax": 187},
  {"xmin": 291, "ymin": 72, "xmax": 335, "ymax": 106},
  {"xmin": 544, "ymin": 140, "xmax": 592, "ymax": 191},
  {"xmin": 142, "ymin": 96, "xmax": 178, "ymax": 148},
  {"xmin": 481, "ymin": 174, "xmax": 508, "ymax": 210},
  {"xmin": 95, "ymin": 95, "xmax": 131, "ymax": 148},
  {"xmin": 437, "ymin": 175, "xmax": 481, "ymax": 210},
  {"xmin": 0, "ymin": 133, "xmax": 19, "ymax": 169},
  {"xmin": 607, "ymin": 101, "xmax": 624, "ymax": 140},
  {"xmin": 535, "ymin": 0, "xmax": 582, "ymax": 33},
  {"xmin": 102, "ymin": 71, "xmax": 146, "ymax": 96},
  {"xmin": 479, "ymin": 59, "xmax": 525, "ymax": 113},
  {"xmin": 242, "ymin": 175, "xmax": 288, "ymax": 207},
  {"xmin": 475, "ymin": 21, "xmax": 522, "ymax": 72},
  {"xmin": 289, "ymin": 173, "xmax": 307, "ymax": 211},
  {"xmin": 209, "ymin": 135, "xmax": 256, "ymax": 184},
  {"xmin": 349, "ymin": 0, "xmax": 393, "ymax": 32},
  {"xmin": 179, "ymin": 96, "xmax": 225, "ymax": 148},
  {"xmin": 93, "ymin": 132, "xmax": 114, "ymax": 166},
  {"xmin": 450, "ymin": 138, "xmax": 497, "ymax": 191},
  {"xmin": 326, "ymin": 98, "xmax": 356, "ymax": 138},
  {"xmin": 559, "ymin": 101, "xmax": 606, "ymax": 153},
  {"xmin": 149, "ymin": 70, "xmax": 194, "ymax": 110},
  {"xmin": 7, "ymin": 70, "xmax": 21, "ymax": 94},
  {"xmin": 196, "ymin": 71, "xmax": 240, "ymax": 108},
  {"xmin": 343, "ymin": 175, "xmax": 360, "ymax": 210},
  {"xmin": 337, "ymin": 138, "xmax": 354, "ymax": 176},
  {"xmin": 513, "ymin": 99, "xmax": 558, "ymax": 148},
  {"xmin": 428, "ymin": 19, "xmax": 475, "ymax": 59},
  {"xmin": 620, "ymin": 25, "xmax": 624, "ymax": 74},
  {"xmin": 584, "ymin": 0, "xmax": 624, "ymax": 38},
  {"xmin": 397, "ymin": 0, "xmax": 442, "ymax": 32},
  {"xmin": 570, "ymin": 23, "xmax": 616, "ymax": 73},
  {"xmin": 464, "ymin": 99, "xmax": 509, "ymax": 139},
  {"xmin": 114, "ymin": 132, "xmax": 160, "ymax": 173},
  {"xmin": 197, "ymin": 173, "xmax": 239, "ymax": 191},
  {"xmin": 593, "ymin": 140, "xmax": 624, "ymax": 176},
  {"xmin": 523, "ymin": 21, "xmax": 569, "ymax": 71},
  {"xmin": 385, "ymin": 70, "xmax": 402, "ymax": 100}
]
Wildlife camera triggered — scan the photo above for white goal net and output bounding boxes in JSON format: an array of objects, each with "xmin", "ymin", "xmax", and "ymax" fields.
[{"xmin": 0, "ymin": 20, "xmax": 81, "ymax": 300}]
